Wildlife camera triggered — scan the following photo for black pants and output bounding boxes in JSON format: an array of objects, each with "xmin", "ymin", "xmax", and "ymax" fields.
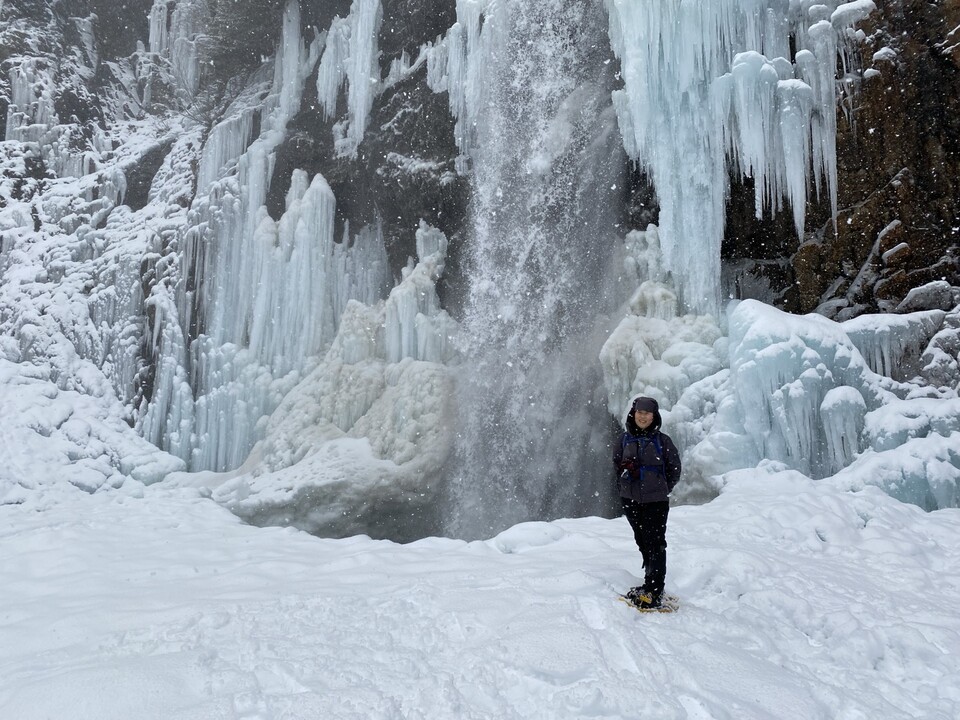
[{"xmin": 622, "ymin": 499, "xmax": 669, "ymax": 597}]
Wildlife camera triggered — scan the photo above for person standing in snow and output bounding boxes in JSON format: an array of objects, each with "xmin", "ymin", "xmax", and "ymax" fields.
[{"xmin": 613, "ymin": 396, "xmax": 681, "ymax": 609}]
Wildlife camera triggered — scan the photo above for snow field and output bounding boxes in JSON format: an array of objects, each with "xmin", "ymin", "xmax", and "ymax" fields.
[{"xmin": 2, "ymin": 470, "xmax": 958, "ymax": 719}]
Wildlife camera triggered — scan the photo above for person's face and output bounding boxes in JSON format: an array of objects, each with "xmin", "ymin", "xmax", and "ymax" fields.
[{"xmin": 634, "ymin": 409, "xmax": 654, "ymax": 429}]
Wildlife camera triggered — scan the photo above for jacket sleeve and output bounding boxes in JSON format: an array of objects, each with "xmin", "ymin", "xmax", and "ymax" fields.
[
  {"xmin": 661, "ymin": 433, "xmax": 682, "ymax": 490},
  {"xmin": 612, "ymin": 433, "xmax": 624, "ymax": 468}
]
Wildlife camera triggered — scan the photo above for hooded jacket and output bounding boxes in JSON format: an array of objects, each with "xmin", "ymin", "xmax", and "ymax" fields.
[{"xmin": 612, "ymin": 401, "xmax": 681, "ymax": 504}]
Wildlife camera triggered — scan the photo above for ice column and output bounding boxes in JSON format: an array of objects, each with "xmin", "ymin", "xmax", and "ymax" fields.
[
  {"xmin": 148, "ymin": 0, "xmax": 208, "ymax": 96},
  {"xmin": 315, "ymin": 0, "xmax": 383, "ymax": 156},
  {"xmin": 605, "ymin": 0, "xmax": 875, "ymax": 313},
  {"xmin": 143, "ymin": 1, "xmax": 391, "ymax": 471},
  {"xmin": 196, "ymin": 109, "xmax": 258, "ymax": 191}
]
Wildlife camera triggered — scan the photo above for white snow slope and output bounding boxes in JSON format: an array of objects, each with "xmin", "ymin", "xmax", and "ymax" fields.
[{"xmin": 2, "ymin": 466, "xmax": 959, "ymax": 720}]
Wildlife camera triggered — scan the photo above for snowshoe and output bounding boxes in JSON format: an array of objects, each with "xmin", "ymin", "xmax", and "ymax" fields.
[{"xmin": 618, "ymin": 592, "xmax": 679, "ymax": 613}]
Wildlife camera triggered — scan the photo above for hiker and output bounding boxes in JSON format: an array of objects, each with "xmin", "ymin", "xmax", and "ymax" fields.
[{"xmin": 613, "ymin": 396, "xmax": 681, "ymax": 609}]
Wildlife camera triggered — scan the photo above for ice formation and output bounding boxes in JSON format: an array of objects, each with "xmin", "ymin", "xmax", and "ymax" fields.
[
  {"xmin": 2, "ymin": 0, "xmax": 959, "ymax": 539},
  {"xmin": 141, "ymin": 1, "xmax": 404, "ymax": 471},
  {"xmin": 148, "ymin": 0, "xmax": 207, "ymax": 97},
  {"xmin": 315, "ymin": 0, "xmax": 383, "ymax": 156},
  {"xmin": 5, "ymin": 58, "xmax": 57, "ymax": 143},
  {"xmin": 605, "ymin": 0, "xmax": 875, "ymax": 312},
  {"xmin": 602, "ymin": 286, "xmax": 960, "ymax": 508},
  {"xmin": 426, "ymin": 0, "xmax": 489, "ymax": 167},
  {"xmin": 197, "ymin": 222, "xmax": 459, "ymax": 539}
]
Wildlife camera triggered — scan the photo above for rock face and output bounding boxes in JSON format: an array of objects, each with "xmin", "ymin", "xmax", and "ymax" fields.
[
  {"xmin": 3, "ymin": 0, "xmax": 955, "ymax": 325},
  {"xmin": 722, "ymin": 0, "xmax": 960, "ymax": 318},
  {"xmin": 265, "ymin": 0, "xmax": 469, "ymax": 299},
  {"xmin": 266, "ymin": 55, "xmax": 469, "ymax": 287}
]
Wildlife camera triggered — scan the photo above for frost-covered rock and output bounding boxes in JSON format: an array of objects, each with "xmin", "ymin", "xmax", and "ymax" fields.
[
  {"xmin": 0, "ymin": 357, "xmax": 184, "ymax": 507},
  {"xmin": 896, "ymin": 281, "xmax": 960, "ymax": 314}
]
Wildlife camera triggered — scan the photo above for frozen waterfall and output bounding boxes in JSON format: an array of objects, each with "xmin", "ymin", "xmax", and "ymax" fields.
[
  {"xmin": 432, "ymin": 0, "xmax": 628, "ymax": 537},
  {"xmin": 3, "ymin": 0, "xmax": 960, "ymax": 540},
  {"xmin": 141, "ymin": 1, "xmax": 389, "ymax": 471},
  {"xmin": 606, "ymin": 0, "xmax": 875, "ymax": 312},
  {"xmin": 137, "ymin": 0, "xmax": 914, "ymax": 535}
]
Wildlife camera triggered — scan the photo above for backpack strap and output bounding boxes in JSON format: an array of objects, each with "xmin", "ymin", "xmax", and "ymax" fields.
[{"xmin": 623, "ymin": 433, "xmax": 665, "ymax": 474}]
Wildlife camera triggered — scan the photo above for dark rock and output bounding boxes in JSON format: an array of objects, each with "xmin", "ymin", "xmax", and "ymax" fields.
[
  {"xmin": 124, "ymin": 140, "xmax": 174, "ymax": 211},
  {"xmin": 267, "ymin": 58, "xmax": 468, "ymax": 286},
  {"xmin": 790, "ymin": 0, "xmax": 960, "ymax": 314},
  {"xmin": 716, "ymin": 0, "xmax": 960, "ymax": 316},
  {"xmin": 379, "ymin": 0, "xmax": 456, "ymax": 75},
  {"xmin": 89, "ymin": 0, "xmax": 153, "ymax": 60},
  {"xmin": 300, "ymin": 0, "xmax": 353, "ymax": 35},
  {"xmin": 208, "ymin": 0, "xmax": 286, "ymax": 80},
  {"xmin": 623, "ymin": 165, "xmax": 658, "ymax": 230}
]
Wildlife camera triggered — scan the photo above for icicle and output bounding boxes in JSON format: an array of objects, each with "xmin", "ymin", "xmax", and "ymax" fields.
[
  {"xmin": 316, "ymin": 18, "xmax": 351, "ymax": 119},
  {"xmin": 426, "ymin": 1, "xmax": 493, "ymax": 162},
  {"xmin": 196, "ymin": 109, "xmax": 258, "ymax": 191},
  {"xmin": 604, "ymin": 0, "xmax": 875, "ymax": 312},
  {"xmin": 314, "ymin": 0, "xmax": 383, "ymax": 156}
]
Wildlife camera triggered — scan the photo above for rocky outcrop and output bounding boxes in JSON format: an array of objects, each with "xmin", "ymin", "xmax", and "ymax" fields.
[
  {"xmin": 266, "ymin": 59, "xmax": 469, "ymax": 287},
  {"xmin": 723, "ymin": 0, "xmax": 960, "ymax": 318}
]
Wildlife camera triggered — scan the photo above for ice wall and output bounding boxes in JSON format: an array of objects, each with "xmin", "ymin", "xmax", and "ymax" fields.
[
  {"xmin": 605, "ymin": 0, "xmax": 875, "ymax": 312},
  {"xmin": 4, "ymin": 58, "xmax": 57, "ymax": 143},
  {"xmin": 203, "ymin": 222, "xmax": 458, "ymax": 540},
  {"xmin": 3, "ymin": 55, "xmax": 109, "ymax": 180},
  {"xmin": 141, "ymin": 0, "xmax": 390, "ymax": 471}
]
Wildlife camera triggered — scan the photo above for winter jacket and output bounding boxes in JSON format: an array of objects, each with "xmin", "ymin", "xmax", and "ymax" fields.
[{"xmin": 612, "ymin": 413, "xmax": 681, "ymax": 504}]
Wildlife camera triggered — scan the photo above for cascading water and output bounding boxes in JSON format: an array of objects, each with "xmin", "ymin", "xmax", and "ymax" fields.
[{"xmin": 441, "ymin": 0, "xmax": 627, "ymax": 538}]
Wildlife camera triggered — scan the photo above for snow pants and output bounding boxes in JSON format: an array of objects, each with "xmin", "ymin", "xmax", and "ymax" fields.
[{"xmin": 621, "ymin": 499, "xmax": 669, "ymax": 597}]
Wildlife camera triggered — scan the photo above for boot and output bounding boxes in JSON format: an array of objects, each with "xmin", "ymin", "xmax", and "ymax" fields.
[{"xmin": 635, "ymin": 591, "xmax": 662, "ymax": 610}]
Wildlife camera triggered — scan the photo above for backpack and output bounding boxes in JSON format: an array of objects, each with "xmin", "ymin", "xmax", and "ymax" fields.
[{"xmin": 621, "ymin": 432, "xmax": 664, "ymax": 480}]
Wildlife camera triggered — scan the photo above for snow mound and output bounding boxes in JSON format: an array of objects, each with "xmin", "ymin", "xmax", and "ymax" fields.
[{"xmin": 0, "ymin": 358, "xmax": 183, "ymax": 507}]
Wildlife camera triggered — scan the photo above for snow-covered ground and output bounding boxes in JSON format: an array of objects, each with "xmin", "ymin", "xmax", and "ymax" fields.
[{"xmin": 3, "ymin": 468, "xmax": 958, "ymax": 720}]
